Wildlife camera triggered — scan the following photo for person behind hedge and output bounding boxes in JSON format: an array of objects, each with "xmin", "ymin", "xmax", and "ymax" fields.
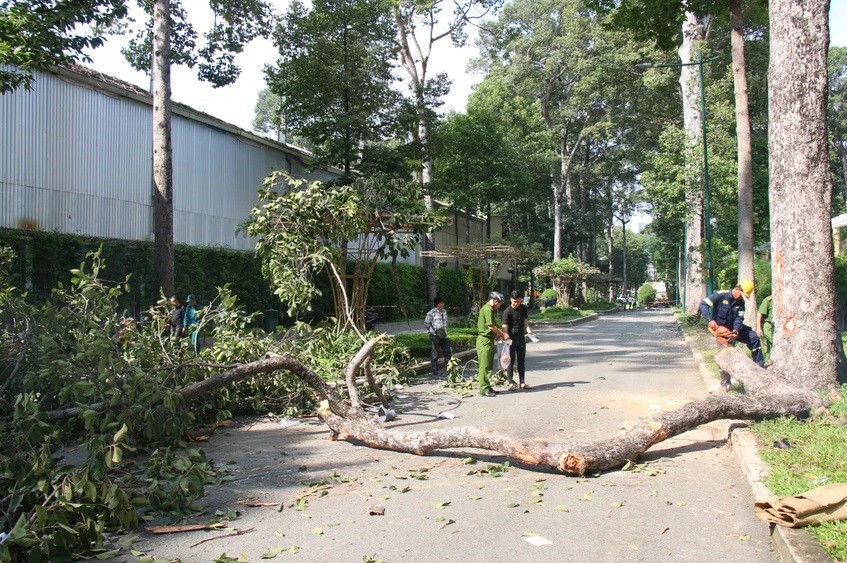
[
  {"xmin": 757, "ymin": 294, "xmax": 774, "ymax": 360},
  {"xmin": 502, "ymin": 289, "xmax": 534, "ymax": 390},
  {"xmin": 476, "ymin": 291, "xmax": 510, "ymax": 397},
  {"xmin": 424, "ymin": 295, "xmax": 452, "ymax": 376},
  {"xmin": 168, "ymin": 295, "xmax": 185, "ymax": 338},
  {"xmin": 183, "ymin": 294, "xmax": 202, "ymax": 355}
]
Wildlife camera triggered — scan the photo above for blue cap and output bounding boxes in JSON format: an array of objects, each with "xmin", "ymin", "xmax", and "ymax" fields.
[{"xmin": 186, "ymin": 294, "xmax": 196, "ymax": 302}]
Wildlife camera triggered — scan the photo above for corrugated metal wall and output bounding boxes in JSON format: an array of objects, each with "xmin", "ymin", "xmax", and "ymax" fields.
[{"xmin": 0, "ymin": 68, "xmax": 337, "ymax": 250}]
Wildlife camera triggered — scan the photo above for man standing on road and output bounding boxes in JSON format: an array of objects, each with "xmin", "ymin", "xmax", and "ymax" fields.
[
  {"xmin": 699, "ymin": 279, "xmax": 765, "ymax": 389},
  {"xmin": 476, "ymin": 292, "xmax": 510, "ymax": 397},
  {"xmin": 502, "ymin": 290, "xmax": 534, "ymax": 390},
  {"xmin": 425, "ymin": 296, "xmax": 452, "ymax": 377}
]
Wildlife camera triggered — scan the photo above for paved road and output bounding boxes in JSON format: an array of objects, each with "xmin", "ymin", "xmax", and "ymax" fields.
[{"xmin": 130, "ymin": 309, "xmax": 776, "ymax": 562}]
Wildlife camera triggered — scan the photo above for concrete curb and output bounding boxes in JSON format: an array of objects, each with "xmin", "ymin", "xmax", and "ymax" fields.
[{"xmin": 676, "ymin": 318, "xmax": 833, "ymax": 563}]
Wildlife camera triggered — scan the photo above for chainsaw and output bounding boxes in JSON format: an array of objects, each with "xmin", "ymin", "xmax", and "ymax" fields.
[{"xmin": 708, "ymin": 322, "xmax": 737, "ymax": 347}]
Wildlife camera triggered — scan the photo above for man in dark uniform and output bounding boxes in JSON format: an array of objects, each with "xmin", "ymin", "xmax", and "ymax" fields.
[{"xmin": 699, "ymin": 279, "xmax": 765, "ymax": 389}]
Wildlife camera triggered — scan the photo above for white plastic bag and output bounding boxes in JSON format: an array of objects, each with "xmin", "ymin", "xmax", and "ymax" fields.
[{"xmin": 499, "ymin": 341, "xmax": 511, "ymax": 371}]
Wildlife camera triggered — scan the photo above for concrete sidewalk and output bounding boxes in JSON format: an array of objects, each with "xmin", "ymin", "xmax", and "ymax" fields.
[{"xmin": 124, "ymin": 309, "xmax": 777, "ymax": 562}]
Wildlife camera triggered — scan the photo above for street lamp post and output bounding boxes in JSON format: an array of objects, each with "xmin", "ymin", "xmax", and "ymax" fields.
[{"xmin": 637, "ymin": 52, "xmax": 719, "ymax": 295}]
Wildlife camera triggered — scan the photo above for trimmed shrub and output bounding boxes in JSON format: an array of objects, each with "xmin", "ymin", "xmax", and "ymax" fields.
[{"xmin": 637, "ymin": 283, "xmax": 657, "ymax": 305}]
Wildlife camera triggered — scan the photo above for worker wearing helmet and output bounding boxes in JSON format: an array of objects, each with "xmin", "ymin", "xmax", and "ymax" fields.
[{"xmin": 699, "ymin": 280, "xmax": 765, "ymax": 378}]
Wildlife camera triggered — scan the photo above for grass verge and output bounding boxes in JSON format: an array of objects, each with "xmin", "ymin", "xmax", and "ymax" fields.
[
  {"xmin": 750, "ymin": 388, "xmax": 847, "ymax": 561},
  {"xmin": 391, "ymin": 327, "xmax": 477, "ymax": 360},
  {"xmin": 533, "ymin": 305, "xmax": 601, "ymax": 322}
]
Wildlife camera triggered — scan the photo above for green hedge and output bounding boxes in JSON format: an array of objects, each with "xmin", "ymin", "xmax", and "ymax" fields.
[
  {"xmin": 365, "ymin": 262, "xmax": 469, "ymax": 321},
  {"xmin": 1, "ymin": 229, "xmax": 470, "ymax": 324},
  {"xmin": 0, "ymin": 229, "xmax": 280, "ymax": 319}
]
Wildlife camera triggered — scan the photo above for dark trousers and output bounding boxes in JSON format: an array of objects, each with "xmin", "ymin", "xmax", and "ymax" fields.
[
  {"xmin": 507, "ymin": 339, "xmax": 526, "ymax": 384},
  {"xmin": 429, "ymin": 333, "xmax": 452, "ymax": 374},
  {"xmin": 736, "ymin": 325, "xmax": 765, "ymax": 365}
]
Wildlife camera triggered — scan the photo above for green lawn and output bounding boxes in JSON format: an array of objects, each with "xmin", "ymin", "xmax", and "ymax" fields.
[
  {"xmin": 391, "ymin": 327, "xmax": 477, "ymax": 360},
  {"xmin": 532, "ymin": 305, "xmax": 611, "ymax": 322},
  {"xmin": 679, "ymin": 313, "xmax": 847, "ymax": 560}
]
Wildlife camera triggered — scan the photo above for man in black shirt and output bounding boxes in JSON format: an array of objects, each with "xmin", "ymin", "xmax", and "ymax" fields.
[{"xmin": 502, "ymin": 290, "xmax": 534, "ymax": 390}]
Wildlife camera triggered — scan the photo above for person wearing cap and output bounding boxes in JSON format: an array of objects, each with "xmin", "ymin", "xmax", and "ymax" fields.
[
  {"xmin": 699, "ymin": 279, "xmax": 765, "ymax": 388},
  {"xmin": 183, "ymin": 294, "xmax": 202, "ymax": 355},
  {"xmin": 476, "ymin": 291, "xmax": 510, "ymax": 397},
  {"xmin": 757, "ymin": 293, "xmax": 774, "ymax": 361},
  {"xmin": 502, "ymin": 289, "xmax": 534, "ymax": 390}
]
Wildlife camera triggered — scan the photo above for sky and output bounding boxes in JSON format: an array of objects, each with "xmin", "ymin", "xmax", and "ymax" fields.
[
  {"xmin": 84, "ymin": 1, "xmax": 847, "ymax": 134},
  {"xmin": 83, "ymin": 1, "xmax": 480, "ymax": 133}
]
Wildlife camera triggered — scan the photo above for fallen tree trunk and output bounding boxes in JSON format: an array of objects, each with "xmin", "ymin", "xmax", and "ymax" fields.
[{"xmin": 35, "ymin": 339, "xmax": 828, "ymax": 476}]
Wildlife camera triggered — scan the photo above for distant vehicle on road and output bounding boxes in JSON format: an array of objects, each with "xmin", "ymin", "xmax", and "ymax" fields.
[{"xmin": 650, "ymin": 281, "xmax": 670, "ymax": 307}]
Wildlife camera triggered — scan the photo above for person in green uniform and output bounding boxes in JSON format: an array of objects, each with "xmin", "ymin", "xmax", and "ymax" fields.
[
  {"xmin": 476, "ymin": 291, "xmax": 510, "ymax": 397},
  {"xmin": 757, "ymin": 294, "xmax": 774, "ymax": 361}
]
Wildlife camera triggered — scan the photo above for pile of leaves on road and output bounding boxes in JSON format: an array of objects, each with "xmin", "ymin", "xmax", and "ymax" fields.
[{"xmin": 0, "ymin": 246, "xmax": 412, "ymax": 560}]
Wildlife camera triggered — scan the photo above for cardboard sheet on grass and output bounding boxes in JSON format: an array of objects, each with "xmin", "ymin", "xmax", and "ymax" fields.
[{"xmin": 755, "ymin": 483, "xmax": 847, "ymax": 527}]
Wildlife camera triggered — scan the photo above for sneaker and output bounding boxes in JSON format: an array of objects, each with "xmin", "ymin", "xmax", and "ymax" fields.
[
  {"xmin": 507, "ymin": 382, "xmax": 518, "ymax": 391},
  {"xmin": 481, "ymin": 390, "xmax": 497, "ymax": 397}
]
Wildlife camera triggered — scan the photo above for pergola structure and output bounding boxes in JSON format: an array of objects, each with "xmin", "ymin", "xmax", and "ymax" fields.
[{"xmin": 421, "ymin": 243, "xmax": 549, "ymax": 306}]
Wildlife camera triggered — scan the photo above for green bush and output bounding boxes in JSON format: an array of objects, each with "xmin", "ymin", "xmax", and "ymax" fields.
[
  {"xmin": 540, "ymin": 288, "xmax": 557, "ymax": 300},
  {"xmin": 637, "ymin": 283, "xmax": 657, "ymax": 305},
  {"xmin": 0, "ymin": 229, "xmax": 280, "ymax": 319}
]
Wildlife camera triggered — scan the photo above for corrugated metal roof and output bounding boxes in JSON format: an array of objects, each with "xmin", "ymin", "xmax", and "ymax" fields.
[{"xmin": 1, "ymin": 66, "xmax": 340, "ymax": 250}]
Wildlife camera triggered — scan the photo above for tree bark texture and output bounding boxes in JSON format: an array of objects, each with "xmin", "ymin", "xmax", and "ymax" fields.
[
  {"xmin": 768, "ymin": 0, "xmax": 847, "ymax": 389},
  {"xmin": 553, "ymin": 183, "xmax": 564, "ymax": 260},
  {"xmin": 152, "ymin": 0, "xmax": 174, "ymax": 298},
  {"xmin": 679, "ymin": 12, "xmax": 707, "ymax": 314},
  {"xmin": 730, "ymin": 0, "xmax": 757, "ymax": 323}
]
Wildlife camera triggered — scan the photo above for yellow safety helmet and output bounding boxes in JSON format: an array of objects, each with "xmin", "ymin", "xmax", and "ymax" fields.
[{"xmin": 738, "ymin": 279, "xmax": 754, "ymax": 297}]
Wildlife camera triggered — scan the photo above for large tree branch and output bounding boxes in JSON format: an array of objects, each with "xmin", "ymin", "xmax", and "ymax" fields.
[
  {"xmin": 315, "ymin": 391, "xmax": 818, "ymax": 476},
  {"xmin": 30, "ymin": 338, "xmax": 827, "ymax": 477}
]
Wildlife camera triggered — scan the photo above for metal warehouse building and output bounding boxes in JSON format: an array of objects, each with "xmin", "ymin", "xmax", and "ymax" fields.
[{"xmin": 0, "ymin": 65, "xmax": 339, "ymax": 251}]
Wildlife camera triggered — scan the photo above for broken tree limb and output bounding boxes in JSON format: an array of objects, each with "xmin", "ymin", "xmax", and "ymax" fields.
[
  {"xmin": 39, "ymin": 338, "xmax": 385, "ymax": 423},
  {"xmin": 364, "ymin": 361, "xmax": 390, "ymax": 408},
  {"xmin": 715, "ymin": 346, "xmax": 828, "ymax": 409},
  {"xmin": 33, "ymin": 337, "xmax": 825, "ymax": 476},
  {"xmin": 314, "ymin": 390, "xmax": 820, "ymax": 475},
  {"xmin": 343, "ymin": 336, "xmax": 383, "ymax": 411}
]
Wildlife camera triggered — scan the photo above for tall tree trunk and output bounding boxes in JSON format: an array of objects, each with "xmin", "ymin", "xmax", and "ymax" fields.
[
  {"xmin": 621, "ymin": 219, "xmax": 628, "ymax": 297},
  {"xmin": 152, "ymin": 0, "xmax": 174, "ymax": 297},
  {"xmin": 420, "ymin": 114, "xmax": 437, "ymax": 305},
  {"xmin": 730, "ymin": 0, "xmax": 757, "ymax": 323},
  {"xmin": 679, "ymin": 12, "xmax": 707, "ymax": 313},
  {"xmin": 607, "ymin": 194, "xmax": 614, "ymax": 301},
  {"xmin": 769, "ymin": 0, "xmax": 846, "ymax": 389},
  {"xmin": 553, "ymin": 184, "xmax": 564, "ymax": 260}
]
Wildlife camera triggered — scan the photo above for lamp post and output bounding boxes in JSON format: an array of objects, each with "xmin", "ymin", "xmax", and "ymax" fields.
[{"xmin": 637, "ymin": 52, "xmax": 719, "ymax": 295}]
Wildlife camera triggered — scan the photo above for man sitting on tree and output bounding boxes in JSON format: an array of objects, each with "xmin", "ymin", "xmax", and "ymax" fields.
[{"xmin": 699, "ymin": 279, "xmax": 766, "ymax": 389}]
